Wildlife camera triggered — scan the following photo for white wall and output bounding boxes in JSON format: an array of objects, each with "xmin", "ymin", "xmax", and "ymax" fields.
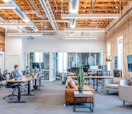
[
  {"xmin": 5, "ymin": 36, "xmax": 22, "ymax": 71},
  {"xmin": 21, "ymin": 37, "xmax": 28, "ymax": 69},
  {"xmin": 27, "ymin": 35, "xmax": 105, "ymax": 53},
  {"xmin": 5, "ymin": 36, "xmax": 29, "ymax": 70},
  {"xmin": 0, "ymin": 52, "xmax": 4, "ymax": 72}
]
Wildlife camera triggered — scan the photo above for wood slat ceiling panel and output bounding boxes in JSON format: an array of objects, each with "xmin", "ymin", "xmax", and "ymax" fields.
[{"xmin": 0, "ymin": 0, "xmax": 129, "ymax": 30}]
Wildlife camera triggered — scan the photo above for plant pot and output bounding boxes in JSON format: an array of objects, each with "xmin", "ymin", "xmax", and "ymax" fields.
[{"xmin": 78, "ymin": 87, "xmax": 83, "ymax": 93}]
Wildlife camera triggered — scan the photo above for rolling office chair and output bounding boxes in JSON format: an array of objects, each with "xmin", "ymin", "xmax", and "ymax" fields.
[
  {"xmin": 3, "ymin": 72, "xmax": 19, "ymax": 100},
  {"xmin": 0, "ymin": 70, "xmax": 11, "ymax": 87},
  {"xmin": 0, "ymin": 73, "xmax": 3, "ymax": 87},
  {"xmin": 99, "ymin": 71, "xmax": 110, "ymax": 92},
  {"xmin": 97, "ymin": 70, "xmax": 103, "ymax": 83},
  {"xmin": 96, "ymin": 70, "xmax": 104, "ymax": 91}
]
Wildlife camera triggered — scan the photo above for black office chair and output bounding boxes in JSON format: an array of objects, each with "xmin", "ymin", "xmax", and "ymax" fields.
[
  {"xmin": 3, "ymin": 73, "xmax": 19, "ymax": 100},
  {"xmin": 97, "ymin": 70, "xmax": 104, "ymax": 90},
  {"xmin": 99, "ymin": 71, "xmax": 110, "ymax": 92},
  {"xmin": 0, "ymin": 73, "xmax": 3, "ymax": 87},
  {"xmin": 0, "ymin": 70, "xmax": 11, "ymax": 87},
  {"xmin": 97, "ymin": 70, "xmax": 103, "ymax": 76}
]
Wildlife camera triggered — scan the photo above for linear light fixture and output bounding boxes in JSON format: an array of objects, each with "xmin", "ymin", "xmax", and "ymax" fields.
[
  {"xmin": 6, "ymin": 33, "xmax": 43, "ymax": 36},
  {"xmin": 64, "ymin": 36, "xmax": 97, "ymax": 40},
  {"xmin": 62, "ymin": 14, "xmax": 119, "ymax": 19},
  {"xmin": 64, "ymin": 28, "xmax": 105, "ymax": 32},
  {"xmin": 69, "ymin": 0, "xmax": 80, "ymax": 14},
  {"xmin": 0, "ymin": 23, "xmax": 33, "ymax": 28},
  {"xmin": 69, "ymin": 0, "xmax": 80, "ymax": 28},
  {"xmin": 0, "ymin": 4, "xmax": 16, "ymax": 9},
  {"xmin": 2, "ymin": 0, "xmax": 38, "ymax": 32}
]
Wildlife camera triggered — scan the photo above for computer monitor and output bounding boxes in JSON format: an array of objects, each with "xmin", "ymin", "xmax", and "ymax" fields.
[
  {"xmin": 32, "ymin": 63, "xmax": 40, "ymax": 69},
  {"xmin": 83, "ymin": 67, "xmax": 88, "ymax": 72},
  {"xmin": 114, "ymin": 70, "xmax": 122, "ymax": 77},
  {"xmin": 70, "ymin": 67, "xmax": 77, "ymax": 73}
]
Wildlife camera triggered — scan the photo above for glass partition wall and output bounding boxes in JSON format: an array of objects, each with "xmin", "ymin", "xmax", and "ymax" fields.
[
  {"xmin": 29, "ymin": 52, "xmax": 50, "ymax": 80},
  {"xmin": 57, "ymin": 52, "xmax": 104, "ymax": 73},
  {"xmin": 27, "ymin": 52, "xmax": 104, "ymax": 81}
]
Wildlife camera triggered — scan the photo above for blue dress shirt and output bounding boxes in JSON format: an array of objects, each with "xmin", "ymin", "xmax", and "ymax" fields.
[{"xmin": 12, "ymin": 70, "xmax": 22, "ymax": 78}]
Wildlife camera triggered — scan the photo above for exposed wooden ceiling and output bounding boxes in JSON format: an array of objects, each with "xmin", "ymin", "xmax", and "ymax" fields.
[{"xmin": 0, "ymin": 0, "xmax": 129, "ymax": 32}]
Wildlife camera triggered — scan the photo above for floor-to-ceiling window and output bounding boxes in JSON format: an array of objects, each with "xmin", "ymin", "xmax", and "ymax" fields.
[{"xmin": 117, "ymin": 36, "xmax": 124, "ymax": 76}]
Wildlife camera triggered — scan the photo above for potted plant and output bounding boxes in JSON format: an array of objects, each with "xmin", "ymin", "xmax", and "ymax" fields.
[{"xmin": 76, "ymin": 67, "xmax": 84, "ymax": 92}]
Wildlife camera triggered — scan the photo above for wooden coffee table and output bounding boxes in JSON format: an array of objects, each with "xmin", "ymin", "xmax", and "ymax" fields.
[{"xmin": 74, "ymin": 91, "xmax": 94, "ymax": 112}]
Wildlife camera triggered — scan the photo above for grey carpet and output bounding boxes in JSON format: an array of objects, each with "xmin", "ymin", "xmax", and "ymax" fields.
[{"xmin": 0, "ymin": 81, "xmax": 132, "ymax": 114}]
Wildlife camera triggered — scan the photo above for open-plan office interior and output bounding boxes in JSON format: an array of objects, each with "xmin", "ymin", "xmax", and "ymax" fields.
[{"xmin": 0, "ymin": 0, "xmax": 132, "ymax": 114}]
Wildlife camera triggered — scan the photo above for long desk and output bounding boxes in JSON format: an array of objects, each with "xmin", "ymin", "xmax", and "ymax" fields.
[
  {"xmin": 69, "ymin": 75, "xmax": 114, "ymax": 91},
  {"xmin": 6, "ymin": 75, "xmax": 43, "ymax": 103},
  {"xmin": 67, "ymin": 72, "xmax": 97, "ymax": 76}
]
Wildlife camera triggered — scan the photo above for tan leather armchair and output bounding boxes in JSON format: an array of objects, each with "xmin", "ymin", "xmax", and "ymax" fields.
[{"xmin": 65, "ymin": 84, "xmax": 94, "ymax": 105}]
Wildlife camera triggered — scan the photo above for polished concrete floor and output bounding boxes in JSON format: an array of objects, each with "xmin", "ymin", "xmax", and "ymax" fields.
[{"xmin": 0, "ymin": 81, "xmax": 132, "ymax": 114}]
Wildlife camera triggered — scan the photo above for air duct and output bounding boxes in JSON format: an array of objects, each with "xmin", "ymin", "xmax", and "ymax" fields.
[
  {"xmin": 69, "ymin": 0, "xmax": 80, "ymax": 28},
  {"xmin": 39, "ymin": 0, "xmax": 58, "ymax": 31}
]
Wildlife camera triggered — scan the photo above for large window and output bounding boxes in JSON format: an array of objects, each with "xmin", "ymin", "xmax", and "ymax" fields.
[
  {"xmin": 117, "ymin": 36, "xmax": 124, "ymax": 75},
  {"xmin": 58, "ymin": 52, "xmax": 67, "ymax": 73}
]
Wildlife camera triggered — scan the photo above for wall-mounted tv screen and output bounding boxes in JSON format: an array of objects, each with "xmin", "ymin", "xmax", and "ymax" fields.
[{"xmin": 127, "ymin": 55, "xmax": 132, "ymax": 72}]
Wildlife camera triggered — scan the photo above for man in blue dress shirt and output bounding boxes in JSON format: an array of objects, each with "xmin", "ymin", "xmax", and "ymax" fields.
[{"xmin": 12, "ymin": 65, "xmax": 22, "ymax": 79}]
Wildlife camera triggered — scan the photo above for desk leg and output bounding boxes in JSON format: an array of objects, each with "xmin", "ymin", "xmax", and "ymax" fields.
[
  {"xmin": 39, "ymin": 77, "xmax": 41, "ymax": 87},
  {"xmin": 74, "ymin": 97, "xmax": 76, "ymax": 112},
  {"xmin": 35, "ymin": 79, "xmax": 37, "ymax": 88},
  {"xmin": 93, "ymin": 79, "xmax": 95, "ymax": 89},
  {"xmin": 34, "ymin": 79, "xmax": 38, "ymax": 90},
  {"xmin": 8, "ymin": 85, "xmax": 26, "ymax": 103},
  {"xmin": 38, "ymin": 78, "xmax": 41, "ymax": 90},
  {"xmin": 96, "ymin": 79, "xmax": 98, "ymax": 91},
  {"xmin": 27, "ymin": 81, "xmax": 34, "ymax": 96},
  {"xmin": 34, "ymin": 78, "xmax": 41, "ymax": 90}
]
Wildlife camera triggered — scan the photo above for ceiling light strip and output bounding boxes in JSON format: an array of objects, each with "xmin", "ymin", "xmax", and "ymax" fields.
[
  {"xmin": 0, "ymin": 4, "xmax": 15, "ymax": 9},
  {"xmin": 64, "ymin": 28, "xmax": 105, "ymax": 32},
  {"xmin": 0, "ymin": 23, "xmax": 33, "ymax": 27},
  {"xmin": 62, "ymin": 14, "xmax": 119, "ymax": 19},
  {"xmin": 69, "ymin": 0, "xmax": 80, "ymax": 28},
  {"xmin": 6, "ymin": 33, "xmax": 43, "ymax": 36},
  {"xmin": 64, "ymin": 37, "xmax": 97, "ymax": 40}
]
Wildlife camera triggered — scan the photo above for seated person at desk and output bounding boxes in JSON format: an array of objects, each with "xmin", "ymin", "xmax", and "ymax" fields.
[
  {"xmin": 24, "ymin": 66, "xmax": 34, "ymax": 90},
  {"xmin": 12, "ymin": 65, "xmax": 23, "ymax": 80},
  {"xmin": 23, "ymin": 66, "xmax": 30, "ymax": 77}
]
